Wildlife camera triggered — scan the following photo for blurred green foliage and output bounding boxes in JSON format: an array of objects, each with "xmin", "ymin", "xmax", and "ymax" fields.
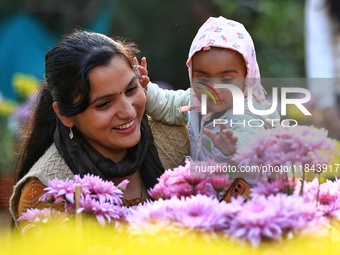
[
  {"xmin": 216, "ymin": 0, "xmax": 305, "ymax": 78},
  {"xmin": 111, "ymin": 0, "xmax": 221, "ymax": 89},
  {"xmin": 111, "ymin": 0, "xmax": 305, "ymax": 89},
  {"xmin": 0, "ymin": 0, "xmax": 305, "ymax": 88},
  {"xmin": 0, "ymin": 117, "xmax": 16, "ymax": 176}
]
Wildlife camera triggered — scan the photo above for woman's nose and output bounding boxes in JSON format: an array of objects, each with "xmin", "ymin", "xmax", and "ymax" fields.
[{"xmin": 116, "ymin": 97, "xmax": 135, "ymax": 119}]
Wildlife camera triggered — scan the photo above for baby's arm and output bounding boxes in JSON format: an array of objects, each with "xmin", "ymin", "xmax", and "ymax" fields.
[
  {"xmin": 146, "ymin": 82, "xmax": 190, "ymax": 125},
  {"xmin": 134, "ymin": 57, "xmax": 190, "ymax": 125}
]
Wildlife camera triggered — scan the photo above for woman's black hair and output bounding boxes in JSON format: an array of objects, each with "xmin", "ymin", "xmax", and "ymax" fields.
[{"xmin": 14, "ymin": 30, "xmax": 139, "ymax": 182}]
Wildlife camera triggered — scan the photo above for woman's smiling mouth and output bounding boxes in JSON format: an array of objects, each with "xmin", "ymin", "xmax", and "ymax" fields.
[{"xmin": 113, "ymin": 119, "xmax": 135, "ymax": 130}]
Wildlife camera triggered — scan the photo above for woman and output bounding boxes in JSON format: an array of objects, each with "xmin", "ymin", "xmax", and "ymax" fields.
[{"xmin": 9, "ymin": 30, "xmax": 189, "ymax": 225}]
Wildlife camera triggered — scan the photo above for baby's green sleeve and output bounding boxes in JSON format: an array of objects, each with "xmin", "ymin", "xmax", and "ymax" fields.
[{"xmin": 145, "ymin": 82, "xmax": 190, "ymax": 125}]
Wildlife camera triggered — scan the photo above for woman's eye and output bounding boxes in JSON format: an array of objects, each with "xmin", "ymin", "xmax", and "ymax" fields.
[
  {"xmin": 96, "ymin": 101, "xmax": 111, "ymax": 109},
  {"xmin": 126, "ymin": 84, "xmax": 138, "ymax": 95}
]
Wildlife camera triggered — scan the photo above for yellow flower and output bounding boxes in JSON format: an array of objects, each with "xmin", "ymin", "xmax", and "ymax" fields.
[
  {"xmin": 2, "ymin": 219, "xmax": 340, "ymax": 255},
  {"xmin": 0, "ymin": 99, "xmax": 17, "ymax": 116},
  {"xmin": 12, "ymin": 73, "xmax": 39, "ymax": 100}
]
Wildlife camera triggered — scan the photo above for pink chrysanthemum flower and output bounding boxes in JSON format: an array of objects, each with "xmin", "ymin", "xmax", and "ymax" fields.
[
  {"xmin": 296, "ymin": 178, "xmax": 319, "ymax": 201},
  {"xmin": 40, "ymin": 178, "xmax": 76, "ymax": 205},
  {"xmin": 251, "ymin": 178, "xmax": 300, "ymax": 196},
  {"xmin": 250, "ymin": 179, "xmax": 287, "ymax": 196},
  {"xmin": 18, "ymin": 208, "xmax": 56, "ymax": 223},
  {"xmin": 227, "ymin": 195, "xmax": 284, "ymax": 246},
  {"xmin": 127, "ymin": 195, "xmax": 233, "ymax": 235},
  {"xmin": 126, "ymin": 199, "xmax": 178, "ymax": 235},
  {"xmin": 117, "ymin": 179, "xmax": 129, "ymax": 191},
  {"xmin": 307, "ymin": 179, "xmax": 340, "ymax": 219},
  {"xmin": 74, "ymin": 174, "xmax": 124, "ymax": 205},
  {"xmin": 233, "ymin": 126, "xmax": 336, "ymax": 178},
  {"xmin": 297, "ymin": 178, "xmax": 340, "ymax": 219},
  {"xmin": 77, "ymin": 194, "xmax": 125, "ymax": 226},
  {"xmin": 227, "ymin": 193, "xmax": 320, "ymax": 247},
  {"xmin": 37, "ymin": 174, "xmax": 127, "ymax": 225},
  {"xmin": 169, "ymin": 195, "xmax": 231, "ymax": 232},
  {"xmin": 318, "ymin": 179, "xmax": 340, "ymax": 205},
  {"xmin": 17, "ymin": 208, "xmax": 68, "ymax": 234},
  {"xmin": 148, "ymin": 159, "xmax": 228, "ymax": 200},
  {"xmin": 210, "ymin": 177, "xmax": 229, "ymax": 192},
  {"xmin": 148, "ymin": 167, "xmax": 194, "ymax": 199}
]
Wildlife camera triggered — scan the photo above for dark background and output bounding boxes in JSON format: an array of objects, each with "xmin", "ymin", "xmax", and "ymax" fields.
[{"xmin": 0, "ymin": 0, "xmax": 305, "ymax": 92}]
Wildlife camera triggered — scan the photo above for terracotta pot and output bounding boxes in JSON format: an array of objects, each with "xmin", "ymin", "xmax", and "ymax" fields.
[{"xmin": 0, "ymin": 176, "xmax": 14, "ymax": 210}]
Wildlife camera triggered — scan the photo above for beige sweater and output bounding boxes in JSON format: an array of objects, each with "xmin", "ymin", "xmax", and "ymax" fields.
[{"xmin": 10, "ymin": 119, "xmax": 190, "ymax": 223}]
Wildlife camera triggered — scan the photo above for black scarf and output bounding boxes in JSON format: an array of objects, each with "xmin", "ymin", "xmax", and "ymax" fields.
[{"xmin": 54, "ymin": 114, "xmax": 164, "ymax": 189}]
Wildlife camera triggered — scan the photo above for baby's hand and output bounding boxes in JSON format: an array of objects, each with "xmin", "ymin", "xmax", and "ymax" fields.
[
  {"xmin": 203, "ymin": 124, "xmax": 237, "ymax": 156},
  {"xmin": 133, "ymin": 57, "xmax": 150, "ymax": 88}
]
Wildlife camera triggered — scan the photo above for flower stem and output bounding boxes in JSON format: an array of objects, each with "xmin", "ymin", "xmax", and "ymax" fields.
[{"xmin": 299, "ymin": 170, "xmax": 305, "ymax": 196}]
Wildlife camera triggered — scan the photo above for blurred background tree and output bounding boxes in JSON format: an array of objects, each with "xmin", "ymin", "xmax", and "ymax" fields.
[
  {"xmin": 112, "ymin": 0, "xmax": 223, "ymax": 89},
  {"xmin": 0, "ymin": 0, "xmax": 305, "ymax": 93},
  {"xmin": 111, "ymin": 0, "xmax": 305, "ymax": 90}
]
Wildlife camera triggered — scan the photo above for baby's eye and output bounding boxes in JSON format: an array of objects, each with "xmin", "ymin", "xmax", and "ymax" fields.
[
  {"xmin": 221, "ymin": 78, "xmax": 234, "ymax": 84},
  {"xmin": 197, "ymin": 78, "xmax": 209, "ymax": 84}
]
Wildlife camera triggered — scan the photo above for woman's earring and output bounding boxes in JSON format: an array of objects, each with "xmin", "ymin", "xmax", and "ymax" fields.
[{"xmin": 69, "ymin": 127, "xmax": 74, "ymax": 140}]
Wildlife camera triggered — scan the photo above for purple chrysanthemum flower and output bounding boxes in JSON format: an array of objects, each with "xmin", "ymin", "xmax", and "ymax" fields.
[
  {"xmin": 126, "ymin": 199, "xmax": 177, "ymax": 234},
  {"xmin": 127, "ymin": 195, "xmax": 233, "ymax": 235},
  {"xmin": 210, "ymin": 177, "xmax": 229, "ymax": 192},
  {"xmin": 148, "ymin": 161, "xmax": 196, "ymax": 199},
  {"xmin": 169, "ymin": 195, "xmax": 231, "ymax": 232},
  {"xmin": 233, "ymin": 126, "xmax": 336, "ymax": 180},
  {"xmin": 74, "ymin": 174, "xmax": 124, "ymax": 205},
  {"xmin": 17, "ymin": 208, "xmax": 54, "ymax": 223},
  {"xmin": 314, "ymin": 179, "xmax": 340, "ymax": 219},
  {"xmin": 294, "ymin": 178, "xmax": 317, "ymax": 201},
  {"xmin": 251, "ymin": 178, "xmax": 300, "ymax": 197},
  {"xmin": 227, "ymin": 193, "xmax": 320, "ymax": 247},
  {"xmin": 37, "ymin": 174, "xmax": 127, "ymax": 226},
  {"xmin": 148, "ymin": 159, "xmax": 227, "ymax": 200},
  {"xmin": 227, "ymin": 195, "xmax": 284, "ymax": 246},
  {"xmin": 148, "ymin": 168, "xmax": 194, "ymax": 199},
  {"xmin": 39, "ymin": 178, "xmax": 76, "ymax": 205},
  {"xmin": 318, "ymin": 179, "xmax": 340, "ymax": 205},
  {"xmin": 78, "ymin": 194, "xmax": 126, "ymax": 226},
  {"xmin": 251, "ymin": 179, "xmax": 287, "ymax": 196},
  {"xmin": 117, "ymin": 179, "xmax": 130, "ymax": 192},
  {"xmin": 17, "ymin": 208, "xmax": 68, "ymax": 234}
]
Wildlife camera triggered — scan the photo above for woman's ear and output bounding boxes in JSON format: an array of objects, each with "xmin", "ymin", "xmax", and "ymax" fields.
[{"xmin": 52, "ymin": 102, "xmax": 74, "ymax": 127}]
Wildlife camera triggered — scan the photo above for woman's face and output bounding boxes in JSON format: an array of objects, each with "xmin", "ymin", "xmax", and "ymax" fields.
[
  {"xmin": 191, "ymin": 48, "xmax": 247, "ymax": 113},
  {"xmin": 71, "ymin": 55, "xmax": 146, "ymax": 161}
]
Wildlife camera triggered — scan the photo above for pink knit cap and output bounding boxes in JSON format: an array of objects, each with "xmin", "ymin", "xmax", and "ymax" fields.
[{"xmin": 186, "ymin": 16, "xmax": 266, "ymax": 100}]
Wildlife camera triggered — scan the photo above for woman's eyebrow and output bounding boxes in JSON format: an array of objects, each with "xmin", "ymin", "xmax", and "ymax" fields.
[{"xmin": 90, "ymin": 75, "xmax": 138, "ymax": 104}]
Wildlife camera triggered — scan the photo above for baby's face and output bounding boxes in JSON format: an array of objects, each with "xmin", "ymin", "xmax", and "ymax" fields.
[{"xmin": 191, "ymin": 47, "xmax": 247, "ymax": 113}]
